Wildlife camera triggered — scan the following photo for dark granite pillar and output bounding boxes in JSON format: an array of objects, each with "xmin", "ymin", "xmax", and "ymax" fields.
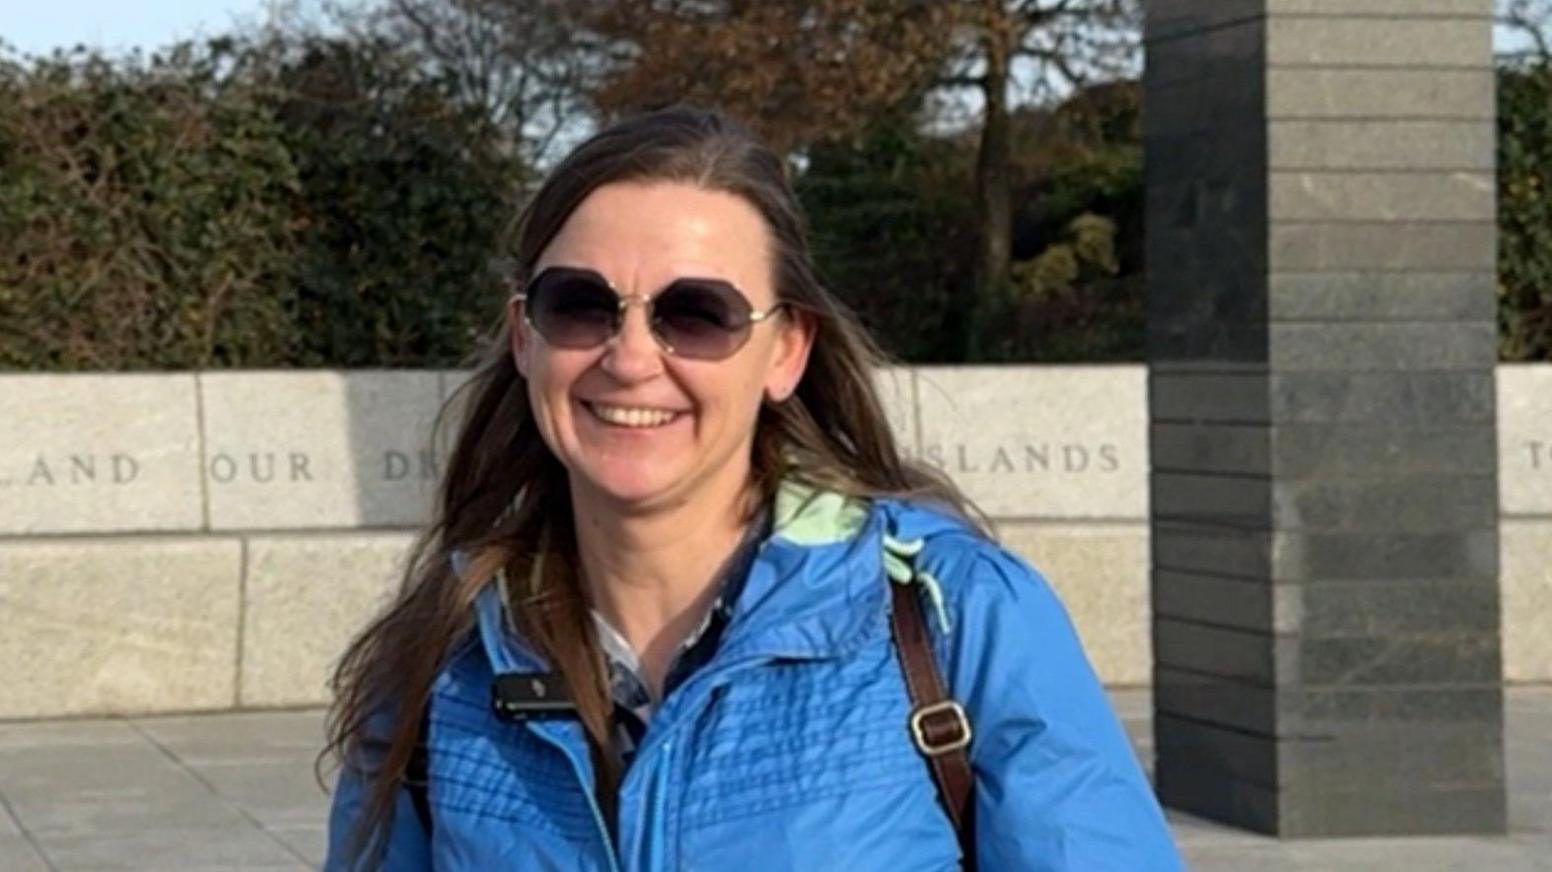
[{"xmin": 1144, "ymin": 0, "xmax": 1506, "ymax": 836}]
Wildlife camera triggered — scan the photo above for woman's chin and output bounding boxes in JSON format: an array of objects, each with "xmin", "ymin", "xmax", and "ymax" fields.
[{"xmin": 570, "ymin": 462, "xmax": 682, "ymax": 510}]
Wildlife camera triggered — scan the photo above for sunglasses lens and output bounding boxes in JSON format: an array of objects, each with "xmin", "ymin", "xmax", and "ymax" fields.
[
  {"xmin": 652, "ymin": 280, "xmax": 753, "ymax": 359},
  {"xmin": 525, "ymin": 269, "xmax": 617, "ymax": 348}
]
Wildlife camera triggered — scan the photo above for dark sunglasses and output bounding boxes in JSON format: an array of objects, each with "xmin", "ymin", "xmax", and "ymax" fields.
[{"xmin": 512, "ymin": 266, "xmax": 787, "ymax": 361}]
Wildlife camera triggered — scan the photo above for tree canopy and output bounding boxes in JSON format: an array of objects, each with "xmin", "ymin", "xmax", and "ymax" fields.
[{"xmin": 1, "ymin": 1, "xmax": 1546, "ymax": 368}]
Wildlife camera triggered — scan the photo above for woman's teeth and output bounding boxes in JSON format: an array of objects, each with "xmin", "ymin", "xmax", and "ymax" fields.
[{"xmin": 588, "ymin": 403, "xmax": 679, "ymax": 428}]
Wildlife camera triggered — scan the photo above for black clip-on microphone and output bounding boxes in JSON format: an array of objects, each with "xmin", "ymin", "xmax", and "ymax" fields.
[{"xmin": 491, "ymin": 672, "xmax": 579, "ymax": 722}]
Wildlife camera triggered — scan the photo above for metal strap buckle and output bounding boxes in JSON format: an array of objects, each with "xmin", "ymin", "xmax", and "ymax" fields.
[{"xmin": 909, "ymin": 700, "xmax": 973, "ymax": 756}]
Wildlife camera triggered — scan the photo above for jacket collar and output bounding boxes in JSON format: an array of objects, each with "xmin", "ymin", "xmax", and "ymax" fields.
[{"xmin": 468, "ymin": 480, "xmax": 894, "ymax": 677}]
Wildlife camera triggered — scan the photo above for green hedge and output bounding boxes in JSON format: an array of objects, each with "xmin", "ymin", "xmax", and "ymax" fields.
[
  {"xmin": 0, "ymin": 42, "xmax": 297, "ymax": 369},
  {"xmin": 0, "ymin": 36, "xmax": 521, "ymax": 371},
  {"xmin": 1499, "ymin": 64, "xmax": 1552, "ymax": 362}
]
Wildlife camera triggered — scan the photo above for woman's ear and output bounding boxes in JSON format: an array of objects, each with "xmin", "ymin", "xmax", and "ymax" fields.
[
  {"xmin": 764, "ymin": 309, "xmax": 816, "ymax": 403},
  {"xmin": 506, "ymin": 295, "xmax": 531, "ymax": 379}
]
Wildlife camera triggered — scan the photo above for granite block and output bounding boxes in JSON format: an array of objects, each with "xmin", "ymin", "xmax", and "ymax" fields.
[
  {"xmin": 1156, "ymin": 672, "xmax": 1504, "ymax": 738},
  {"xmin": 1267, "ymin": 271, "xmax": 1497, "ymax": 321},
  {"xmin": 1148, "ymin": 322, "xmax": 1272, "ymax": 367},
  {"xmin": 1146, "ymin": 65, "xmax": 1264, "ymax": 136},
  {"xmin": 1147, "ymin": 177, "xmax": 1271, "ymax": 245},
  {"xmin": 1498, "ymin": 365, "xmax": 1552, "ymax": 515},
  {"xmin": 1288, "ymin": 578, "xmax": 1501, "ymax": 637},
  {"xmin": 1290, "ymin": 632, "xmax": 1501, "ymax": 685},
  {"xmin": 1502, "ymin": 520, "xmax": 1552, "ymax": 683},
  {"xmin": 1152, "ymin": 522, "xmax": 1274, "ymax": 579},
  {"xmin": 1271, "ymin": 424, "xmax": 1497, "ymax": 478},
  {"xmin": 1147, "ymin": 274, "xmax": 1269, "ymax": 343},
  {"xmin": 0, "ymin": 537, "xmax": 241, "ymax": 718},
  {"xmin": 1159, "ymin": 761, "xmax": 1506, "ymax": 837},
  {"xmin": 200, "ymin": 371, "xmax": 443, "ymax": 530},
  {"xmin": 996, "ymin": 522, "xmax": 1151, "ymax": 685},
  {"xmin": 1271, "ymin": 474, "xmax": 1498, "ymax": 532},
  {"xmin": 1155, "ymin": 713, "xmax": 1277, "ymax": 785},
  {"xmin": 239, "ymin": 532, "xmax": 417, "ymax": 707},
  {"xmin": 1275, "ymin": 723, "xmax": 1504, "ymax": 792},
  {"xmin": 1269, "ymin": 222, "xmax": 1496, "ymax": 271},
  {"xmin": 1146, "ymin": 0, "xmax": 1262, "ymax": 43},
  {"xmin": 1151, "ymin": 423, "xmax": 1272, "ymax": 475},
  {"xmin": 1279, "ymin": 685, "xmax": 1504, "ymax": 733},
  {"xmin": 0, "ymin": 374, "xmax": 203, "ymax": 535},
  {"xmin": 1152, "ymin": 471, "xmax": 1273, "ymax": 528},
  {"xmin": 1146, "ymin": 125, "xmax": 1266, "ymax": 183},
  {"xmin": 1154, "ymin": 666, "xmax": 1277, "ymax": 735},
  {"xmin": 1268, "ymin": 370, "xmax": 1495, "ymax": 424},
  {"xmin": 912, "ymin": 366, "xmax": 1145, "ymax": 518},
  {"xmin": 1147, "ymin": 17, "xmax": 1266, "ymax": 90},
  {"xmin": 1154, "ymin": 619, "xmax": 1279, "ymax": 685},
  {"xmin": 1267, "ymin": 68, "xmax": 1495, "ymax": 119},
  {"xmin": 1157, "ymin": 574, "xmax": 1501, "ymax": 637},
  {"xmin": 1269, "ymin": 121, "xmax": 1494, "ymax": 170},
  {"xmin": 1156, "ymin": 761, "xmax": 1279, "ymax": 834},
  {"xmin": 1150, "ymin": 373, "xmax": 1270, "ymax": 425},
  {"xmin": 1153, "ymin": 570, "xmax": 1275, "ymax": 631},
  {"xmin": 1273, "ymin": 528, "xmax": 1498, "ymax": 581},
  {"xmin": 1269, "ymin": 171, "xmax": 1495, "ymax": 222},
  {"xmin": 1147, "ymin": 214, "xmax": 1267, "ymax": 272},
  {"xmin": 1267, "ymin": 0, "xmax": 1488, "ymax": 14},
  {"xmin": 1269, "ymin": 322, "xmax": 1497, "ymax": 370},
  {"xmin": 1266, "ymin": 16, "xmax": 1489, "ymax": 68},
  {"xmin": 1275, "ymin": 784, "xmax": 1506, "ymax": 837}
]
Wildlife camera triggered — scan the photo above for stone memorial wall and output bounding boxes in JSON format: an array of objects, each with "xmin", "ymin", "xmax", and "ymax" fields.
[{"xmin": 0, "ymin": 366, "xmax": 1546, "ymax": 718}]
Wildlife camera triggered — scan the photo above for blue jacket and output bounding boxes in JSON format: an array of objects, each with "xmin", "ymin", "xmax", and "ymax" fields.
[{"xmin": 326, "ymin": 486, "xmax": 1183, "ymax": 870}]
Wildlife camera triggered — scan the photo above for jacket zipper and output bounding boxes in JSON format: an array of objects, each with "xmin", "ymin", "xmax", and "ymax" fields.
[
  {"xmin": 494, "ymin": 628, "xmax": 622, "ymax": 871},
  {"xmin": 648, "ymin": 738, "xmax": 673, "ymax": 870},
  {"xmin": 525, "ymin": 722, "xmax": 623, "ymax": 872}
]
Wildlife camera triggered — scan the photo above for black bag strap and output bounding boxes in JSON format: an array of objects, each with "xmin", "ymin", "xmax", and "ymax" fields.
[
  {"xmin": 405, "ymin": 706, "xmax": 432, "ymax": 836},
  {"xmin": 889, "ymin": 577, "xmax": 976, "ymax": 866}
]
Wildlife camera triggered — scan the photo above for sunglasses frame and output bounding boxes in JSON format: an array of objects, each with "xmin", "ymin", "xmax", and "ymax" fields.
[{"xmin": 510, "ymin": 265, "xmax": 787, "ymax": 360}]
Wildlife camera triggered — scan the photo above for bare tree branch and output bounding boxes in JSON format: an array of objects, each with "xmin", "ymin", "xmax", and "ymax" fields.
[{"xmin": 1497, "ymin": 0, "xmax": 1552, "ymax": 65}]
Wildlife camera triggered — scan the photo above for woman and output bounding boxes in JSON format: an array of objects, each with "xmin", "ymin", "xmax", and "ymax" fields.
[{"xmin": 324, "ymin": 106, "xmax": 1182, "ymax": 871}]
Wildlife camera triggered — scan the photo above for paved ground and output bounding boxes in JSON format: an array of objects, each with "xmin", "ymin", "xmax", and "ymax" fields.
[{"xmin": 1, "ymin": 689, "xmax": 1547, "ymax": 870}]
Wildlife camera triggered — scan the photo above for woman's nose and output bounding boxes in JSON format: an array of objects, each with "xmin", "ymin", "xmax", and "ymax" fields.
[{"xmin": 599, "ymin": 297, "xmax": 665, "ymax": 382}]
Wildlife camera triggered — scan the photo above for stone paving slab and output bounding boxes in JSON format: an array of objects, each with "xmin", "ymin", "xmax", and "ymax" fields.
[{"xmin": 0, "ymin": 689, "xmax": 1545, "ymax": 870}]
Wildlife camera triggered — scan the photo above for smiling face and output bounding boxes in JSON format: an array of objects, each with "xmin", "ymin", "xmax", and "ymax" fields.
[{"xmin": 509, "ymin": 180, "xmax": 814, "ymax": 516}]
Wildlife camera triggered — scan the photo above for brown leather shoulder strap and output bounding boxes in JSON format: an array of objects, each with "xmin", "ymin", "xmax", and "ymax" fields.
[{"xmin": 889, "ymin": 579, "xmax": 975, "ymax": 864}]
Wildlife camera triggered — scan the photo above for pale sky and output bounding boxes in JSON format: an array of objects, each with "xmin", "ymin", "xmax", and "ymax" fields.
[
  {"xmin": 0, "ymin": 2, "xmax": 1538, "ymax": 61},
  {"xmin": 0, "ymin": 0, "xmax": 329, "ymax": 57}
]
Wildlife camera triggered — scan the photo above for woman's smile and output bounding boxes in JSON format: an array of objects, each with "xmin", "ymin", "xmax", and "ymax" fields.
[{"xmin": 580, "ymin": 399, "xmax": 687, "ymax": 429}]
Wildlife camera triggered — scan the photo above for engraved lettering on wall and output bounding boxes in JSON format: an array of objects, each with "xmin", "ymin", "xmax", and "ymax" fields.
[
  {"xmin": 0, "ymin": 453, "xmax": 141, "ymax": 488},
  {"xmin": 207, "ymin": 452, "xmax": 315, "ymax": 484},
  {"xmin": 910, "ymin": 442, "xmax": 1123, "ymax": 474},
  {"xmin": 383, "ymin": 450, "xmax": 441, "ymax": 482},
  {"xmin": 199, "ymin": 449, "xmax": 440, "ymax": 484}
]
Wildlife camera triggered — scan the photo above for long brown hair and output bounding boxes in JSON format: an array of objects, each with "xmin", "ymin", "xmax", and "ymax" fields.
[{"xmin": 323, "ymin": 105, "xmax": 980, "ymax": 862}]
